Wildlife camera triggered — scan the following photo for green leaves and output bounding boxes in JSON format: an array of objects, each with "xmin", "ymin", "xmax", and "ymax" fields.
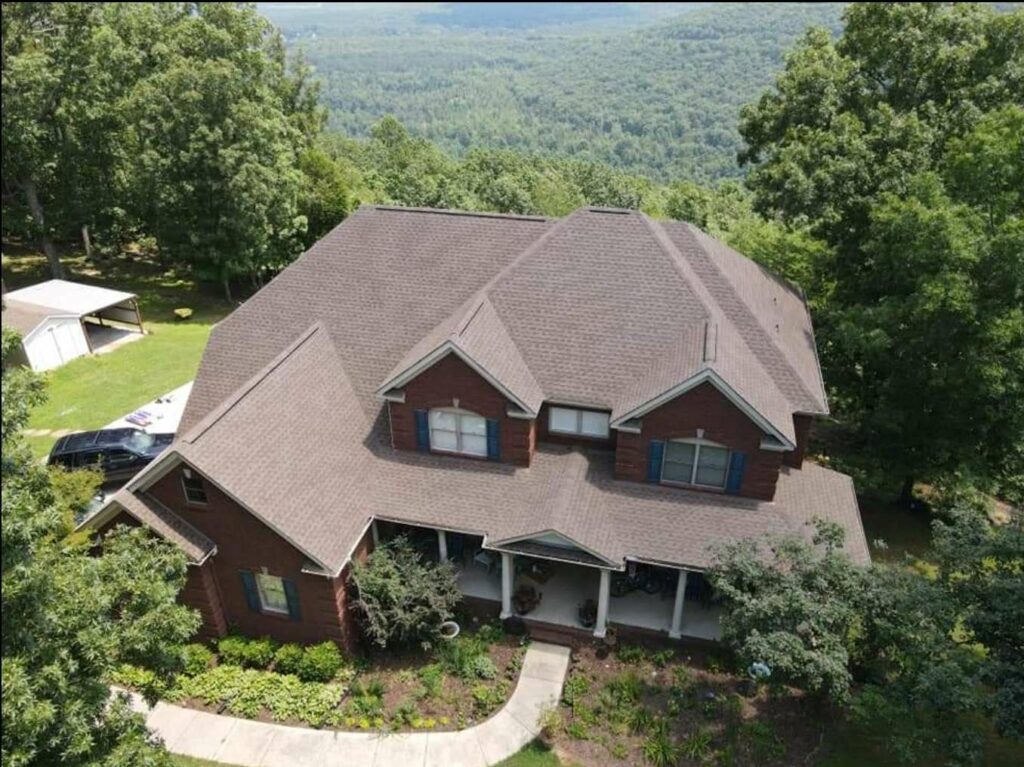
[
  {"xmin": 350, "ymin": 535, "xmax": 461, "ymax": 650},
  {"xmin": 2, "ymin": 328, "xmax": 197, "ymax": 766},
  {"xmin": 740, "ymin": 3, "xmax": 1024, "ymax": 502}
]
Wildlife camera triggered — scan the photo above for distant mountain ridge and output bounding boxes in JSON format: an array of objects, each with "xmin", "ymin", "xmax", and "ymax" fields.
[{"xmin": 263, "ymin": 2, "xmax": 846, "ymax": 181}]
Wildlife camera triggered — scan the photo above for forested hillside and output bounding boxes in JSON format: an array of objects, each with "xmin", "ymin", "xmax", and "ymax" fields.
[{"xmin": 263, "ymin": 2, "xmax": 845, "ymax": 181}]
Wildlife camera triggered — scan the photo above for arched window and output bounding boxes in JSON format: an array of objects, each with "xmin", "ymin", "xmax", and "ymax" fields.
[
  {"xmin": 661, "ymin": 438, "xmax": 730, "ymax": 488},
  {"xmin": 429, "ymin": 407, "xmax": 488, "ymax": 457}
]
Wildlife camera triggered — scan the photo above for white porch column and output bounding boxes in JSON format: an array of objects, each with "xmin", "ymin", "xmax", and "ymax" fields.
[
  {"xmin": 500, "ymin": 552, "xmax": 514, "ymax": 619},
  {"xmin": 669, "ymin": 569, "xmax": 689, "ymax": 639},
  {"xmin": 594, "ymin": 568, "xmax": 611, "ymax": 638},
  {"xmin": 437, "ymin": 529, "xmax": 448, "ymax": 562},
  {"xmin": 370, "ymin": 520, "xmax": 379, "ymax": 547}
]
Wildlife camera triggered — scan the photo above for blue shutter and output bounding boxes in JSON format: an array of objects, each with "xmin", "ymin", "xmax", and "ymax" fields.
[
  {"xmin": 239, "ymin": 570, "xmax": 260, "ymax": 612},
  {"xmin": 486, "ymin": 419, "xmax": 500, "ymax": 461},
  {"xmin": 646, "ymin": 440, "xmax": 665, "ymax": 482},
  {"xmin": 414, "ymin": 409, "xmax": 429, "ymax": 451},
  {"xmin": 725, "ymin": 451, "xmax": 747, "ymax": 494},
  {"xmin": 283, "ymin": 578, "xmax": 301, "ymax": 622}
]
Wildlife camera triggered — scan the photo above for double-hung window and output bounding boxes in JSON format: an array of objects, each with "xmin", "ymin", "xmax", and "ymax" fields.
[
  {"xmin": 662, "ymin": 439, "xmax": 730, "ymax": 488},
  {"xmin": 181, "ymin": 467, "xmax": 208, "ymax": 505},
  {"xmin": 429, "ymin": 408, "xmax": 488, "ymax": 457},
  {"xmin": 548, "ymin": 406, "xmax": 610, "ymax": 438},
  {"xmin": 255, "ymin": 573, "xmax": 289, "ymax": 614}
]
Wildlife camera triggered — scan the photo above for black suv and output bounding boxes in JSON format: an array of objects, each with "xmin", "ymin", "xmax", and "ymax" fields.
[{"xmin": 48, "ymin": 428, "xmax": 174, "ymax": 482}]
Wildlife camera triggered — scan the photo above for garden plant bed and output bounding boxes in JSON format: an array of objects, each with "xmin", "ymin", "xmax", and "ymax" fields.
[
  {"xmin": 541, "ymin": 639, "xmax": 835, "ymax": 767},
  {"xmin": 112, "ymin": 618, "xmax": 527, "ymax": 733}
]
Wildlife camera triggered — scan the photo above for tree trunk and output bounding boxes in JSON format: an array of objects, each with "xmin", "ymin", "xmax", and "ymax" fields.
[
  {"xmin": 23, "ymin": 179, "xmax": 63, "ymax": 279},
  {"xmin": 81, "ymin": 224, "xmax": 93, "ymax": 258},
  {"xmin": 222, "ymin": 274, "xmax": 233, "ymax": 303},
  {"xmin": 898, "ymin": 475, "xmax": 916, "ymax": 509}
]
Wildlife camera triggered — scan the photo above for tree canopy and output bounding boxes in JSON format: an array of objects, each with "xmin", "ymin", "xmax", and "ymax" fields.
[
  {"xmin": 738, "ymin": 3, "xmax": 1024, "ymax": 502},
  {"xmin": 1, "ymin": 328, "xmax": 199, "ymax": 767}
]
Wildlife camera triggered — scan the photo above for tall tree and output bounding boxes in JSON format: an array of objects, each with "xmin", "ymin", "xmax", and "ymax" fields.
[
  {"xmin": 1, "ymin": 328, "xmax": 199, "ymax": 767},
  {"xmin": 127, "ymin": 3, "xmax": 314, "ymax": 300},
  {"xmin": 738, "ymin": 3, "xmax": 1024, "ymax": 502}
]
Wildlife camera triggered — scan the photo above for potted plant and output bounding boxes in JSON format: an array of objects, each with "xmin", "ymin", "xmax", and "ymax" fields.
[{"xmin": 513, "ymin": 584, "xmax": 540, "ymax": 615}]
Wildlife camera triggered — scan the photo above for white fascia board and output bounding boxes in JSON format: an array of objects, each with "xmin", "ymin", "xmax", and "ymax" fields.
[
  {"xmin": 610, "ymin": 368, "xmax": 795, "ymax": 450},
  {"xmin": 375, "ymin": 341, "xmax": 538, "ymax": 417},
  {"xmin": 484, "ymin": 544, "xmax": 622, "ymax": 571}
]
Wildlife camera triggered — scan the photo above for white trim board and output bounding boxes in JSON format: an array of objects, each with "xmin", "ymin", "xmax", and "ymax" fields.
[
  {"xmin": 375, "ymin": 342, "xmax": 538, "ymax": 417},
  {"xmin": 611, "ymin": 368, "xmax": 795, "ymax": 450}
]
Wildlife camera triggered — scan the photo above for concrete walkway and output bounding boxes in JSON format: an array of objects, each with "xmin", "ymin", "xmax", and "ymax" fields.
[{"xmin": 129, "ymin": 642, "xmax": 570, "ymax": 767}]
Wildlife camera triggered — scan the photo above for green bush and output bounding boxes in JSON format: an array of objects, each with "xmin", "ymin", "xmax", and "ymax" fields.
[
  {"xmin": 350, "ymin": 535, "xmax": 461, "ymax": 649},
  {"xmin": 417, "ymin": 663, "xmax": 445, "ymax": 699},
  {"xmin": 470, "ymin": 655, "xmax": 498, "ymax": 680},
  {"xmin": 172, "ymin": 665, "xmax": 345, "ymax": 727},
  {"xmin": 740, "ymin": 721, "xmax": 786, "ymax": 761},
  {"xmin": 109, "ymin": 663, "xmax": 167, "ymax": 698},
  {"xmin": 681, "ymin": 727, "xmax": 714, "ymax": 760},
  {"xmin": 437, "ymin": 633, "xmax": 491, "ymax": 678},
  {"xmin": 297, "ymin": 641, "xmax": 344, "ymax": 682},
  {"xmin": 217, "ymin": 635, "xmax": 276, "ymax": 668},
  {"xmin": 274, "ymin": 643, "xmax": 305, "ymax": 675},
  {"xmin": 616, "ymin": 644, "xmax": 647, "ymax": 664},
  {"xmin": 181, "ymin": 643, "xmax": 215, "ymax": 676},
  {"xmin": 562, "ymin": 671, "xmax": 591, "ymax": 708},
  {"xmin": 642, "ymin": 730, "xmax": 679, "ymax": 767}
]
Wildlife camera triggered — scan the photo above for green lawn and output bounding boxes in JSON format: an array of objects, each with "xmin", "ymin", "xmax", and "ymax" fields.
[
  {"xmin": 167, "ymin": 741, "xmax": 565, "ymax": 767},
  {"xmin": 3, "ymin": 246, "xmax": 233, "ymax": 457},
  {"xmin": 24, "ymin": 321, "xmax": 212, "ymax": 456}
]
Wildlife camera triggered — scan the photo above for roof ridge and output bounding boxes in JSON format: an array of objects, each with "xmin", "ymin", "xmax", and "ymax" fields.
[
  {"xmin": 184, "ymin": 322, "xmax": 329, "ymax": 443},
  {"xmin": 367, "ymin": 204, "xmax": 549, "ymax": 223},
  {"xmin": 681, "ymin": 223, "xmax": 823, "ymax": 411}
]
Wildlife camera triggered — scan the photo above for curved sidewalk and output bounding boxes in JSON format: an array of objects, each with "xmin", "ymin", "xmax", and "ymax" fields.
[{"xmin": 130, "ymin": 641, "xmax": 570, "ymax": 767}]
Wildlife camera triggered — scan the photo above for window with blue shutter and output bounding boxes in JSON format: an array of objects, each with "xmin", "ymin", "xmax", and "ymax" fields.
[
  {"xmin": 646, "ymin": 440, "xmax": 665, "ymax": 482},
  {"xmin": 239, "ymin": 570, "xmax": 260, "ymax": 612},
  {"xmin": 725, "ymin": 451, "xmax": 747, "ymax": 494},
  {"xmin": 486, "ymin": 419, "xmax": 500, "ymax": 461},
  {"xmin": 414, "ymin": 409, "xmax": 429, "ymax": 451},
  {"xmin": 282, "ymin": 578, "xmax": 301, "ymax": 622}
]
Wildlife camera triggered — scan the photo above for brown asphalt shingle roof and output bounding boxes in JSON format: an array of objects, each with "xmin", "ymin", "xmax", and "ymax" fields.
[
  {"xmin": 105, "ymin": 489, "xmax": 216, "ymax": 564},
  {"xmin": 113, "ymin": 205, "xmax": 861, "ymax": 573}
]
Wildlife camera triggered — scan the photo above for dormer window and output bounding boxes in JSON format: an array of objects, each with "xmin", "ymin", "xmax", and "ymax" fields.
[
  {"xmin": 661, "ymin": 438, "xmax": 730, "ymax": 489},
  {"xmin": 429, "ymin": 408, "xmax": 488, "ymax": 457},
  {"xmin": 548, "ymin": 406, "xmax": 610, "ymax": 438}
]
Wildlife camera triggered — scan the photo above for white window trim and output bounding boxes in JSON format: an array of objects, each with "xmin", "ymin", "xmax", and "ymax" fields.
[
  {"xmin": 548, "ymin": 406, "xmax": 610, "ymax": 439},
  {"xmin": 660, "ymin": 437, "xmax": 730, "ymax": 489},
  {"xmin": 181, "ymin": 468, "xmax": 207, "ymax": 506},
  {"xmin": 255, "ymin": 572, "xmax": 289, "ymax": 615},
  {"xmin": 429, "ymin": 407, "xmax": 488, "ymax": 457}
]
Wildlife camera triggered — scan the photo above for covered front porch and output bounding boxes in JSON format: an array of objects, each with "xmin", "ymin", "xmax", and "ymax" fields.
[{"xmin": 372, "ymin": 519, "xmax": 721, "ymax": 642}]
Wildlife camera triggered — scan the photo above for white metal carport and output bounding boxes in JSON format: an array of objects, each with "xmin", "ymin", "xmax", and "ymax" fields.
[{"xmin": 1, "ymin": 279, "xmax": 144, "ymax": 371}]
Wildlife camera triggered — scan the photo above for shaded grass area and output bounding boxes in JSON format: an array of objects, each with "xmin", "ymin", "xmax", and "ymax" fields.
[
  {"xmin": 3, "ymin": 246, "xmax": 234, "ymax": 457},
  {"xmin": 496, "ymin": 740, "xmax": 568, "ymax": 766},
  {"xmin": 857, "ymin": 494, "xmax": 933, "ymax": 563},
  {"xmin": 821, "ymin": 721, "xmax": 1024, "ymax": 767}
]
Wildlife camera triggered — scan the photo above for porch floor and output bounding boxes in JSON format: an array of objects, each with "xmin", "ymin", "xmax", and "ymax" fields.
[{"xmin": 455, "ymin": 558, "xmax": 721, "ymax": 641}]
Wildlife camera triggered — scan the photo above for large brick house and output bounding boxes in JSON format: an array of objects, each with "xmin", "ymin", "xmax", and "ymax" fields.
[{"xmin": 85, "ymin": 206, "xmax": 869, "ymax": 650}]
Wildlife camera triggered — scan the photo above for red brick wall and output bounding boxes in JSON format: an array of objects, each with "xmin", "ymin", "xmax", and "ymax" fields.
[
  {"xmin": 785, "ymin": 414, "xmax": 812, "ymax": 469},
  {"xmin": 614, "ymin": 381, "xmax": 784, "ymax": 501},
  {"xmin": 388, "ymin": 352, "xmax": 535, "ymax": 466},
  {"xmin": 147, "ymin": 467, "xmax": 359, "ymax": 649},
  {"xmin": 185, "ymin": 559, "xmax": 228, "ymax": 640}
]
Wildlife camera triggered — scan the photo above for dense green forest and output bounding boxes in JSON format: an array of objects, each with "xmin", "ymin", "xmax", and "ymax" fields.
[
  {"xmin": 261, "ymin": 2, "xmax": 845, "ymax": 181},
  {"xmin": 3, "ymin": 5, "xmax": 1023, "ymax": 767}
]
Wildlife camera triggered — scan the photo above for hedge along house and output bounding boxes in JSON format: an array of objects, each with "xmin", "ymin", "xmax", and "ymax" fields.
[
  {"xmin": 83, "ymin": 206, "xmax": 869, "ymax": 651},
  {"xmin": 1, "ymin": 279, "xmax": 144, "ymax": 371}
]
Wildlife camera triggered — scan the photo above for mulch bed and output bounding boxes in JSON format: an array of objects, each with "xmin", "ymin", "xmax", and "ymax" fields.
[{"xmin": 542, "ymin": 638, "xmax": 835, "ymax": 767}]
